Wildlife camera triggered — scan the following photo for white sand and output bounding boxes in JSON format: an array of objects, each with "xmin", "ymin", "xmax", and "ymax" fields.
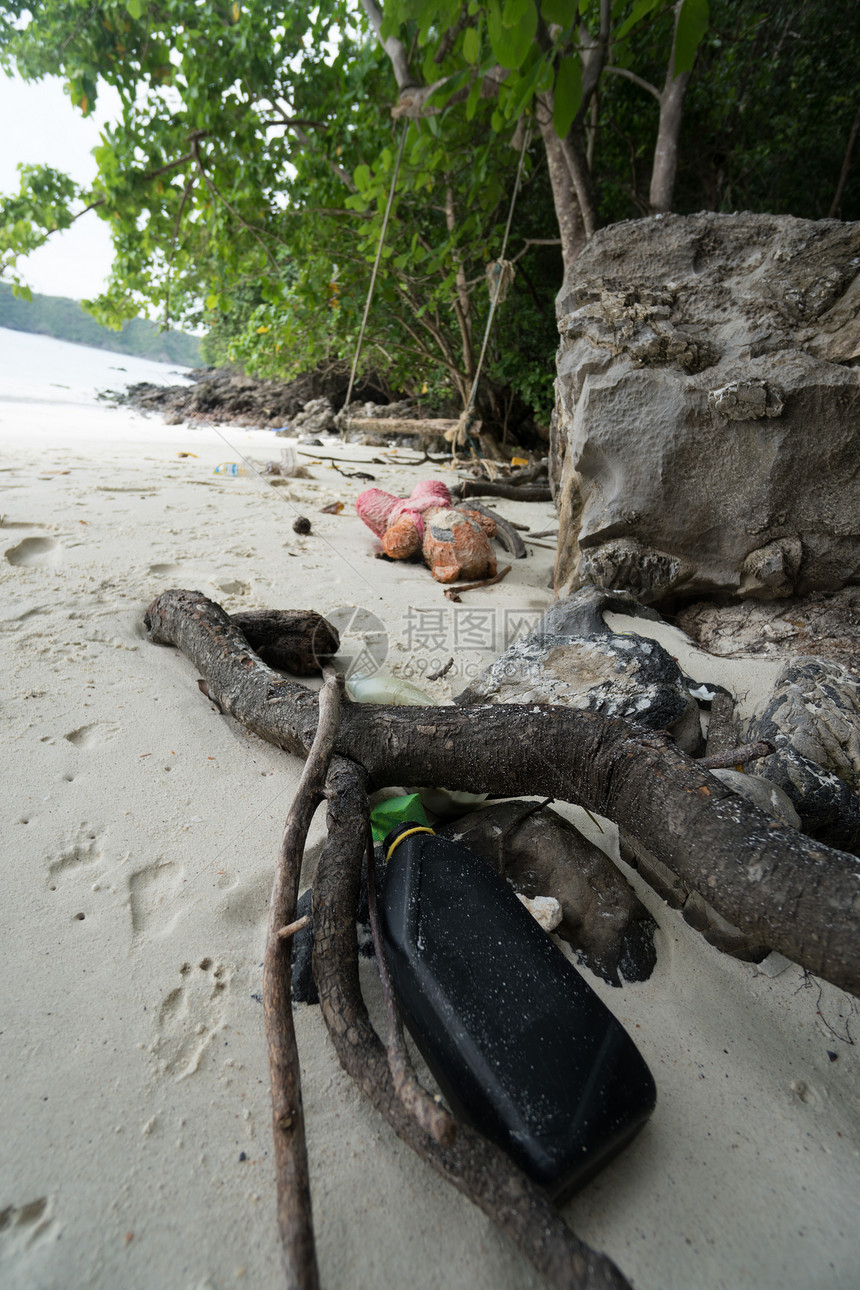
[{"xmin": 2, "ymin": 329, "xmax": 858, "ymax": 1290}]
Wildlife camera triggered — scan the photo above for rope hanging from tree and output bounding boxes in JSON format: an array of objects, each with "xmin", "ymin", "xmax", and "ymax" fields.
[
  {"xmin": 343, "ymin": 119, "xmax": 410, "ymax": 417},
  {"xmin": 342, "ymin": 117, "xmax": 531, "ymax": 444},
  {"xmin": 448, "ymin": 121, "xmax": 532, "ymax": 452}
]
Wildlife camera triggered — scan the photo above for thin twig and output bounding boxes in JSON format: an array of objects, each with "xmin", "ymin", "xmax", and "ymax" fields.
[
  {"xmin": 296, "ymin": 450, "xmax": 387, "ymax": 465},
  {"xmin": 192, "ymin": 138, "xmax": 281, "ymax": 273},
  {"xmin": 278, "ymin": 914, "xmax": 311, "ymax": 939},
  {"xmin": 498, "ymin": 797, "xmax": 554, "ymax": 872},
  {"xmin": 263, "ymin": 664, "xmax": 341, "ymax": 1289},
  {"xmin": 829, "ymin": 99, "xmax": 860, "ymax": 218},
  {"xmin": 697, "ymin": 740, "xmax": 775, "ymax": 771},
  {"xmin": 163, "ymin": 170, "xmax": 196, "ymax": 327},
  {"xmin": 444, "ymin": 565, "xmax": 512, "ymax": 599},
  {"xmin": 364, "ymin": 825, "xmax": 457, "ymax": 1146}
]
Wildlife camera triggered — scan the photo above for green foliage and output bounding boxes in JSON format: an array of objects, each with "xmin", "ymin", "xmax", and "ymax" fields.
[
  {"xmin": 0, "ymin": 283, "xmax": 201, "ymax": 363},
  {"xmin": 673, "ymin": 0, "xmax": 710, "ymax": 76},
  {"xmin": 676, "ymin": 0, "xmax": 860, "ymax": 220},
  {"xmin": 0, "ymin": 165, "xmax": 82, "ymax": 279},
  {"xmin": 2, "ymin": 0, "xmax": 856, "ymax": 439}
]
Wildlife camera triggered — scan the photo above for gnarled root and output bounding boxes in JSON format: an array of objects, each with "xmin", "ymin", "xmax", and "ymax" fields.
[{"xmin": 312, "ymin": 758, "xmax": 631, "ymax": 1290}]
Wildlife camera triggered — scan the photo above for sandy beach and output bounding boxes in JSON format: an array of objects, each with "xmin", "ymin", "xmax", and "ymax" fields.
[{"xmin": 1, "ymin": 327, "xmax": 858, "ymax": 1290}]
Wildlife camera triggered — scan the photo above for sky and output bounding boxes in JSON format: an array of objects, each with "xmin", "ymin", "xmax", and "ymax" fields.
[{"xmin": 0, "ymin": 72, "xmax": 121, "ymax": 300}]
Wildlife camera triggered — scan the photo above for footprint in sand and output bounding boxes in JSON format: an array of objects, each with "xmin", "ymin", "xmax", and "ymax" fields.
[
  {"xmin": 47, "ymin": 823, "xmax": 104, "ymax": 884},
  {"xmin": 150, "ymin": 959, "xmax": 232, "ymax": 1081},
  {"xmin": 63, "ymin": 722, "xmax": 120, "ymax": 748},
  {"xmin": 215, "ymin": 869, "xmax": 271, "ymax": 934},
  {"xmin": 148, "ymin": 562, "xmax": 180, "ymax": 576},
  {"xmin": 0, "ymin": 1196, "xmax": 61, "ymax": 1261},
  {"xmin": 128, "ymin": 860, "xmax": 184, "ymax": 940},
  {"xmin": 5, "ymin": 537, "xmax": 59, "ymax": 567},
  {"xmin": 213, "ymin": 577, "xmax": 250, "ymax": 596}
]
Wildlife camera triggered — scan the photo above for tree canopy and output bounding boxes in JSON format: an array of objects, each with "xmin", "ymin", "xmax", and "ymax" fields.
[{"xmin": 1, "ymin": 0, "xmax": 858, "ymax": 428}]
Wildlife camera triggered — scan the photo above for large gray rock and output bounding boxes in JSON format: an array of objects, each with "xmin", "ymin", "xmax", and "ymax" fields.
[
  {"xmin": 551, "ymin": 212, "xmax": 860, "ymax": 605},
  {"xmin": 456, "ymin": 584, "xmax": 706, "ymax": 753},
  {"xmin": 748, "ymin": 657, "xmax": 860, "ymax": 853},
  {"xmin": 675, "ymin": 587, "xmax": 860, "ymax": 672}
]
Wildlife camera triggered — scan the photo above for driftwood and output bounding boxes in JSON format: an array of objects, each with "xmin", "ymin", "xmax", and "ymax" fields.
[
  {"xmin": 231, "ymin": 609, "xmax": 339, "ymax": 675},
  {"xmin": 144, "ymin": 591, "xmax": 860, "ymax": 993},
  {"xmin": 457, "ymin": 501, "xmax": 528, "ymax": 559},
  {"xmin": 453, "ymin": 478, "xmax": 553, "ymax": 502},
  {"xmin": 264, "ymin": 665, "xmax": 341, "ymax": 1289},
  {"xmin": 144, "ymin": 589, "xmax": 860, "ymax": 1289},
  {"xmin": 339, "ymin": 415, "xmax": 459, "ymax": 437}
]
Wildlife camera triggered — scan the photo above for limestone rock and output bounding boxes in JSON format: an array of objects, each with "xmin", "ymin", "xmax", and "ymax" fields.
[
  {"xmin": 552, "ymin": 212, "xmax": 860, "ymax": 604},
  {"xmin": 748, "ymin": 657, "xmax": 860, "ymax": 853},
  {"xmin": 675, "ymin": 587, "xmax": 860, "ymax": 672},
  {"xmin": 456, "ymin": 584, "xmax": 705, "ymax": 753},
  {"xmin": 291, "ymin": 396, "xmax": 336, "ymax": 435},
  {"xmin": 439, "ymin": 800, "xmax": 657, "ymax": 986}
]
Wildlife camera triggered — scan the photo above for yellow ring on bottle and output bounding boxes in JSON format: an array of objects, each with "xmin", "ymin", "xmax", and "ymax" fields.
[{"xmin": 385, "ymin": 825, "xmax": 435, "ymax": 863}]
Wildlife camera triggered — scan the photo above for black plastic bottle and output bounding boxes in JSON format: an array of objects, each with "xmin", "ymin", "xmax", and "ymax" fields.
[{"xmin": 379, "ymin": 822, "xmax": 657, "ymax": 1199}]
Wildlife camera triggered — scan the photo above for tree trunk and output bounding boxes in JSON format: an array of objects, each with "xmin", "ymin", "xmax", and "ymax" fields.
[
  {"xmin": 649, "ymin": 1, "xmax": 692, "ymax": 213},
  {"xmin": 535, "ymin": 97, "xmax": 589, "ymax": 271}
]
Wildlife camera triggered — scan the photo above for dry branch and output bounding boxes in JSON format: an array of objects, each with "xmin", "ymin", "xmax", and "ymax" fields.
[
  {"xmin": 311, "ymin": 758, "xmax": 631, "ymax": 1290},
  {"xmin": 452, "ymin": 479, "xmax": 553, "ymax": 502},
  {"xmin": 697, "ymin": 741, "xmax": 774, "ymax": 771},
  {"xmin": 444, "ymin": 564, "xmax": 512, "ymax": 598},
  {"xmin": 458, "ymin": 501, "xmax": 527, "ymax": 559},
  {"xmin": 363, "ymin": 825, "xmax": 458, "ymax": 1146},
  {"xmin": 263, "ymin": 664, "xmax": 340, "ymax": 1289}
]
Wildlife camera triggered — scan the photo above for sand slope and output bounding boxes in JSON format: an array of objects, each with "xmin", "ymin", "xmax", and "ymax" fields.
[{"xmin": 1, "ymin": 332, "xmax": 858, "ymax": 1290}]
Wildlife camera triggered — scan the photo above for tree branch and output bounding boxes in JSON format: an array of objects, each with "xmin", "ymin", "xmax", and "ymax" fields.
[
  {"xmin": 264, "ymin": 666, "xmax": 341, "ymax": 1288},
  {"xmin": 602, "ymin": 64, "xmax": 662, "ymax": 103},
  {"xmin": 311, "ymin": 758, "xmax": 631, "ymax": 1290},
  {"xmin": 361, "ymin": 0, "xmax": 418, "ymax": 92},
  {"xmin": 829, "ymin": 98, "xmax": 860, "ymax": 218}
]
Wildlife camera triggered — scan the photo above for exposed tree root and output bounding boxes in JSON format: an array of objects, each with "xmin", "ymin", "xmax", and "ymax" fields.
[
  {"xmin": 145, "ymin": 589, "xmax": 860, "ymax": 998},
  {"xmin": 311, "ymin": 758, "xmax": 631, "ymax": 1290}
]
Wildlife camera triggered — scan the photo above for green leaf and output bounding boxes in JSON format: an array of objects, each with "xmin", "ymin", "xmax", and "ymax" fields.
[
  {"xmin": 553, "ymin": 55, "xmax": 582, "ymax": 137},
  {"xmin": 353, "ymin": 163, "xmax": 371, "ymax": 190},
  {"xmin": 462, "ymin": 26, "xmax": 480, "ymax": 63},
  {"xmin": 673, "ymin": 0, "xmax": 709, "ymax": 76},
  {"xmin": 505, "ymin": 49, "xmax": 549, "ymax": 118},
  {"xmin": 540, "ymin": 0, "xmax": 576, "ymax": 22},
  {"xmin": 126, "ymin": 0, "xmax": 143, "ymax": 18},
  {"xmin": 486, "ymin": 0, "xmax": 537, "ymax": 69},
  {"xmin": 465, "ymin": 78, "xmax": 482, "ymax": 120},
  {"xmin": 502, "ymin": 0, "xmax": 532, "ymax": 27}
]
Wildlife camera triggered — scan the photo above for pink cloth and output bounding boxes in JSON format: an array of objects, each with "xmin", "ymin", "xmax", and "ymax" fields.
[
  {"xmin": 356, "ymin": 480, "xmax": 452, "ymax": 540},
  {"xmin": 355, "ymin": 488, "xmax": 399, "ymax": 537}
]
